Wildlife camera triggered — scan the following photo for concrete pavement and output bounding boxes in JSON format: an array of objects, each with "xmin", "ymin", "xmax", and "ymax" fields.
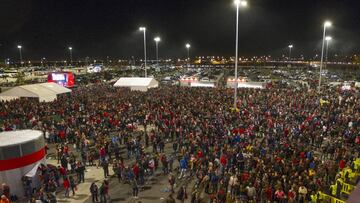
[{"xmin": 48, "ymin": 135, "xmax": 195, "ymax": 203}]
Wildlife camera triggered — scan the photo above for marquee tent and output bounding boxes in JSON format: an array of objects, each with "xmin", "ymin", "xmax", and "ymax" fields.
[
  {"xmin": 114, "ymin": 77, "xmax": 159, "ymax": 91},
  {"xmin": 227, "ymin": 81, "xmax": 265, "ymax": 89},
  {"xmin": 190, "ymin": 82, "xmax": 215, "ymax": 88},
  {"xmin": 0, "ymin": 82, "xmax": 71, "ymax": 102},
  {"xmin": 38, "ymin": 82, "xmax": 72, "ymax": 94}
]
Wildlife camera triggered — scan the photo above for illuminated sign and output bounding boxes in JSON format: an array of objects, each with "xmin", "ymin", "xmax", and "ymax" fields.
[
  {"xmin": 48, "ymin": 72, "xmax": 74, "ymax": 87},
  {"xmin": 51, "ymin": 74, "xmax": 65, "ymax": 81}
]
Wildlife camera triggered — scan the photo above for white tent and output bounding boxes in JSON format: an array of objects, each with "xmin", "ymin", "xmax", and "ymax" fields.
[
  {"xmin": 0, "ymin": 96, "xmax": 18, "ymax": 102},
  {"xmin": 190, "ymin": 82, "xmax": 215, "ymax": 88},
  {"xmin": 114, "ymin": 77, "xmax": 159, "ymax": 91},
  {"xmin": 38, "ymin": 82, "xmax": 72, "ymax": 94},
  {"xmin": 0, "ymin": 83, "xmax": 71, "ymax": 102},
  {"xmin": 227, "ymin": 81, "xmax": 265, "ymax": 89}
]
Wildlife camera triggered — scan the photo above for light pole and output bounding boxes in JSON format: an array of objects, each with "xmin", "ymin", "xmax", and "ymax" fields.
[
  {"xmin": 41, "ymin": 57, "xmax": 46, "ymax": 66},
  {"xmin": 318, "ymin": 21, "xmax": 332, "ymax": 92},
  {"xmin": 17, "ymin": 45, "xmax": 22, "ymax": 67},
  {"xmin": 68, "ymin": 47, "xmax": 73, "ymax": 65},
  {"xmin": 139, "ymin": 27, "xmax": 147, "ymax": 77},
  {"xmin": 154, "ymin": 37, "xmax": 161, "ymax": 67},
  {"xmin": 233, "ymin": 0, "xmax": 247, "ymax": 108},
  {"xmin": 185, "ymin": 43, "xmax": 191, "ymax": 68},
  {"xmin": 288, "ymin": 44, "xmax": 293, "ymax": 61},
  {"xmin": 325, "ymin": 36, "xmax": 332, "ymax": 69}
]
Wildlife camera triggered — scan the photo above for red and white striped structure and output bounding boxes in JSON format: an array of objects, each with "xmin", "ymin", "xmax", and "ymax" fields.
[{"xmin": 0, "ymin": 130, "xmax": 46, "ymax": 197}]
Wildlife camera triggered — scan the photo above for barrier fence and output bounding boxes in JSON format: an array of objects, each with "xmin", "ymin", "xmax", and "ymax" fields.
[
  {"xmin": 318, "ymin": 192, "xmax": 345, "ymax": 203},
  {"xmin": 340, "ymin": 180, "xmax": 356, "ymax": 195},
  {"xmin": 315, "ymin": 158, "xmax": 360, "ymax": 203}
]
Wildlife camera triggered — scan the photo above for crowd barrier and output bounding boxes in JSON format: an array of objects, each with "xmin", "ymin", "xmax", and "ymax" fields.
[
  {"xmin": 318, "ymin": 192, "xmax": 345, "ymax": 203},
  {"xmin": 315, "ymin": 158, "xmax": 359, "ymax": 203},
  {"xmin": 339, "ymin": 167, "xmax": 358, "ymax": 184},
  {"xmin": 354, "ymin": 158, "xmax": 360, "ymax": 171},
  {"xmin": 340, "ymin": 180, "xmax": 356, "ymax": 195}
]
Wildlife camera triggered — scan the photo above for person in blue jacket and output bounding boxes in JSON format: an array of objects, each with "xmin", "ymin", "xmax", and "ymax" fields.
[{"xmin": 178, "ymin": 157, "xmax": 188, "ymax": 179}]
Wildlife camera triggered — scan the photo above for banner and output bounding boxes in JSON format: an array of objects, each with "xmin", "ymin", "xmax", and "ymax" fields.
[{"xmin": 0, "ymin": 148, "xmax": 45, "ymax": 171}]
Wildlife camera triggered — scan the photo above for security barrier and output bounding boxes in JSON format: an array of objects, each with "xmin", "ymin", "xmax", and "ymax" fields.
[
  {"xmin": 318, "ymin": 192, "xmax": 345, "ymax": 203},
  {"xmin": 340, "ymin": 167, "xmax": 358, "ymax": 184},
  {"xmin": 341, "ymin": 180, "xmax": 355, "ymax": 195},
  {"xmin": 315, "ymin": 158, "xmax": 359, "ymax": 203},
  {"xmin": 354, "ymin": 158, "xmax": 360, "ymax": 172}
]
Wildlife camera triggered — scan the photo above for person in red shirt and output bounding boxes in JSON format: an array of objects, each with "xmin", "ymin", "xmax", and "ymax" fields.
[
  {"xmin": 238, "ymin": 128, "xmax": 245, "ymax": 135},
  {"xmin": 300, "ymin": 151, "xmax": 306, "ymax": 160},
  {"xmin": 265, "ymin": 186, "xmax": 273, "ymax": 201},
  {"xmin": 59, "ymin": 130, "xmax": 66, "ymax": 140},
  {"xmin": 287, "ymin": 188, "xmax": 296, "ymax": 202},
  {"xmin": 133, "ymin": 163, "xmax": 139, "ymax": 179},
  {"xmin": 275, "ymin": 156, "xmax": 283, "ymax": 163},
  {"xmin": 355, "ymin": 137, "xmax": 360, "ymax": 144},
  {"xmin": 275, "ymin": 189, "xmax": 285, "ymax": 201},
  {"xmin": 58, "ymin": 166, "xmax": 67, "ymax": 177},
  {"xmin": 292, "ymin": 156, "xmax": 299, "ymax": 165},
  {"xmin": 63, "ymin": 145, "xmax": 69, "ymax": 155},
  {"xmin": 220, "ymin": 154, "xmax": 227, "ymax": 167},
  {"xmin": 100, "ymin": 147, "xmax": 106, "ymax": 163},
  {"xmin": 63, "ymin": 177, "xmax": 70, "ymax": 197},
  {"xmin": 339, "ymin": 159, "xmax": 346, "ymax": 170},
  {"xmin": 197, "ymin": 150, "xmax": 203, "ymax": 159},
  {"xmin": 241, "ymin": 172, "xmax": 249, "ymax": 182}
]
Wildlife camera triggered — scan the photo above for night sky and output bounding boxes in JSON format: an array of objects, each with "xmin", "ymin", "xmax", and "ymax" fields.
[{"xmin": 0, "ymin": 0, "xmax": 359, "ymax": 61}]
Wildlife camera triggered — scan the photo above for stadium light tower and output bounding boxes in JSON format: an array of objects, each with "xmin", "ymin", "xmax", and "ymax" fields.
[
  {"xmin": 17, "ymin": 45, "xmax": 23, "ymax": 66},
  {"xmin": 185, "ymin": 43, "xmax": 191, "ymax": 59},
  {"xmin": 186, "ymin": 43, "xmax": 191, "ymax": 68},
  {"xmin": 318, "ymin": 21, "xmax": 332, "ymax": 92},
  {"xmin": 139, "ymin": 27, "xmax": 147, "ymax": 77},
  {"xmin": 154, "ymin": 37, "xmax": 161, "ymax": 67},
  {"xmin": 233, "ymin": 0, "xmax": 248, "ymax": 108},
  {"xmin": 288, "ymin": 44, "xmax": 293, "ymax": 61},
  {"xmin": 325, "ymin": 36, "xmax": 332, "ymax": 69},
  {"xmin": 68, "ymin": 47, "xmax": 73, "ymax": 65}
]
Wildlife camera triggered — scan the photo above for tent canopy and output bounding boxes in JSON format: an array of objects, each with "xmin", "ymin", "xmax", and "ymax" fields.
[
  {"xmin": 114, "ymin": 77, "xmax": 159, "ymax": 91},
  {"xmin": 0, "ymin": 82, "xmax": 71, "ymax": 102},
  {"xmin": 227, "ymin": 81, "xmax": 265, "ymax": 89},
  {"xmin": 25, "ymin": 162, "xmax": 42, "ymax": 177},
  {"xmin": 38, "ymin": 82, "xmax": 72, "ymax": 94},
  {"xmin": 190, "ymin": 82, "xmax": 215, "ymax": 88}
]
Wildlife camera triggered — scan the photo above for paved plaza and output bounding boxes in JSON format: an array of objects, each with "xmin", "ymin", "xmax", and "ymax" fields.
[{"xmin": 46, "ymin": 130, "xmax": 194, "ymax": 203}]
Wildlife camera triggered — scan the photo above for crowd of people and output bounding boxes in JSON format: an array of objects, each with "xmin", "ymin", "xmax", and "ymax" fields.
[
  {"xmin": 21, "ymin": 151, "xmax": 86, "ymax": 202},
  {"xmin": 0, "ymin": 83, "xmax": 359, "ymax": 202}
]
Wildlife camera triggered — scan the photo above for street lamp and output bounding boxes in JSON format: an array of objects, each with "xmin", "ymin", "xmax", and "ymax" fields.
[
  {"xmin": 68, "ymin": 47, "xmax": 73, "ymax": 65},
  {"xmin": 185, "ymin": 43, "xmax": 191, "ymax": 68},
  {"xmin": 235, "ymin": 0, "xmax": 248, "ymax": 7},
  {"xmin": 139, "ymin": 27, "xmax": 147, "ymax": 77},
  {"xmin": 318, "ymin": 21, "xmax": 332, "ymax": 91},
  {"xmin": 17, "ymin": 45, "xmax": 22, "ymax": 66},
  {"xmin": 154, "ymin": 37, "xmax": 161, "ymax": 67},
  {"xmin": 185, "ymin": 43, "xmax": 191, "ymax": 59},
  {"xmin": 325, "ymin": 36, "xmax": 332, "ymax": 69},
  {"xmin": 233, "ymin": 0, "xmax": 247, "ymax": 108},
  {"xmin": 288, "ymin": 44, "xmax": 293, "ymax": 61}
]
